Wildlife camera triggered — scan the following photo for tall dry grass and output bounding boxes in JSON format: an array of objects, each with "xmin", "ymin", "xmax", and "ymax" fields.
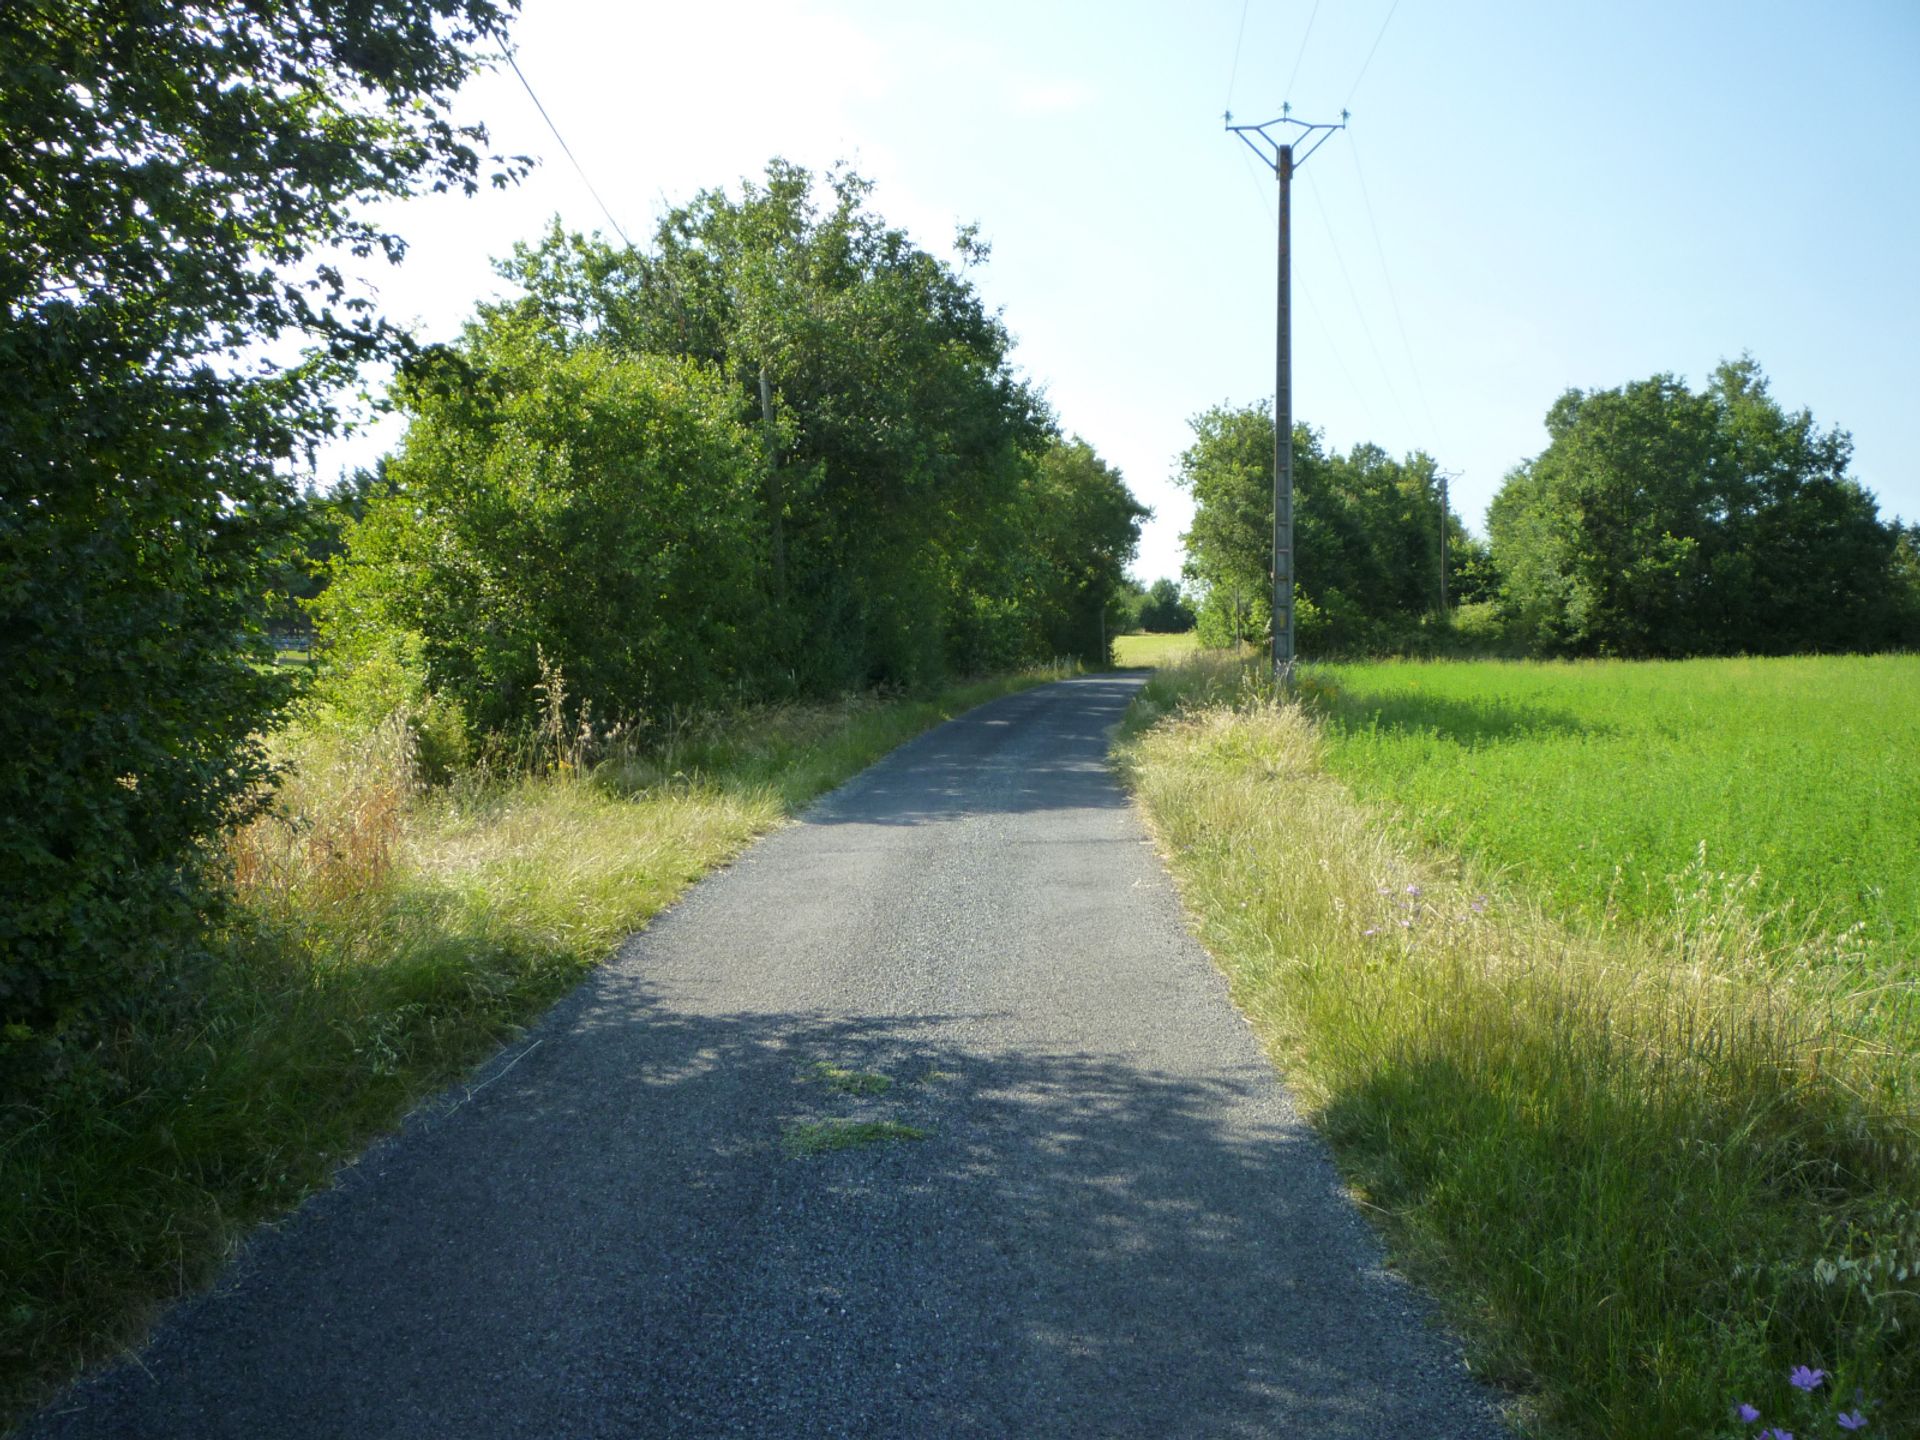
[{"xmin": 1117, "ymin": 658, "xmax": 1919, "ymax": 1436}]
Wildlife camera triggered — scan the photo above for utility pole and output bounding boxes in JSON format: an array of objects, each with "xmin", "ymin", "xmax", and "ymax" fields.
[
  {"xmin": 1438, "ymin": 469, "xmax": 1453, "ymax": 614},
  {"xmin": 1226, "ymin": 105, "xmax": 1346, "ymax": 680}
]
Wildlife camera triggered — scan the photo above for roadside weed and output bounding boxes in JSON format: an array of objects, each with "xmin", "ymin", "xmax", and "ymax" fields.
[{"xmin": 781, "ymin": 1121, "xmax": 928, "ymax": 1158}]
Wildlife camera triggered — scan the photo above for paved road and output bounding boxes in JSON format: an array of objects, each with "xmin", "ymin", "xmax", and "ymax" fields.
[{"xmin": 30, "ymin": 675, "xmax": 1506, "ymax": 1439}]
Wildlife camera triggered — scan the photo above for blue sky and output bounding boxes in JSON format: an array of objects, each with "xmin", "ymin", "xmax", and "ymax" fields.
[{"xmin": 327, "ymin": 0, "xmax": 1920, "ymax": 585}]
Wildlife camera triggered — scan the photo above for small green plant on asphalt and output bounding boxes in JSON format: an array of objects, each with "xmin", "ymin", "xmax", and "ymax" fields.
[
  {"xmin": 805, "ymin": 1063, "xmax": 893, "ymax": 1096},
  {"xmin": 781, "ymin": 1121, "xmax": 929, "ymax": 1158}
]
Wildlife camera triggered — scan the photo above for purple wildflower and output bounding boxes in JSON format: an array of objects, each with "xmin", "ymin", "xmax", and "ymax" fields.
[
  {"xmin": 1470, "ymin": 895, "xmax": 1489, "ymax": 913},
  {"xmin": 1733, "ymin": 1402, "xmax": 1761, "ymax": 1423},
  {"xmin": 1362, "ymin": 928, "xmax": 1379, "ymax": 937},
  {"xmin": 1758, "ymin": 1430, "xmax": 1793, "ymax": 1440},
  {"xmin": 1405, "ymin": 884, "xmax": 1422, "ymax": 897},
  {"xmin": 1836, "ymin": 1412, "xmax": 1867, "ymax": 1432},
  {"xmin": 1789, "ymin": 1366, "xmax": 1827, "ymax": 1392}
]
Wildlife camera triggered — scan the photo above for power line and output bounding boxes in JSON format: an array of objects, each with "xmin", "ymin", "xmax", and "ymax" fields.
[
  {"xmin": 1302, "ymin": 276, "xmax": 1381, "ymax": 436},
  {"xmin": 504, "ymin": 47, "xmax": 635, "ymax": 250},
  {"xmin": 1236, "ymin": 144, "xmax": 1274, "ymax": 218},
  {"xmin": 1344, "ymin": 0, "xmax": 1403, "ymax": 109},
  {"xmin": 1301, "ymin": 166, "xmax": 1414, "ymax": 436},
  {"xmin": 1346, "ymin": 131, "xmax": 1439, "ymax": 441},
  {"xmin": 1225, "ymin": 0, "xmax": 1252, "ymax": 109},
  {"xmin": 1285, "ymin": 0, "xmax": 1324, "ymax": 105}
]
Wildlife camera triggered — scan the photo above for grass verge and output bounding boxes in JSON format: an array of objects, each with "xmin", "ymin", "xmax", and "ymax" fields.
[
  {"xmin": 806, "ymin": 1063, "xmax": 894, "ymax": 1097},
  {"xmin": 1115, "ymin": 657, "xmax": 1918, "ymax": 1437},
  {"xmin": 0, "ymin": 664, "xmax": 1067, "ymax": 1428}
]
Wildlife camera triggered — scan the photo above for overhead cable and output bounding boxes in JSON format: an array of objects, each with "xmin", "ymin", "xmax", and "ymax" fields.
[
  {"xmin": 1344, "ymin": 0, "xmax": 1403, "ymax": 109},
  {"xmin": 504, "ymin": 47, "xmax": 635, "ymax": 250}
]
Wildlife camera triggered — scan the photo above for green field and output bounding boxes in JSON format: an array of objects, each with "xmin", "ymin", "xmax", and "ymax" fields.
[
  {"xmin": 1119, "ymin": 655, "xmax": 1920, "ymax": 1434},
  {"xmin": 1111, "ymin": 631, "xmax": 1201, "ymax": 667},
  {"xmin": 1308, "ymin": 654, "xmax": 1920, "ymax": 970}
]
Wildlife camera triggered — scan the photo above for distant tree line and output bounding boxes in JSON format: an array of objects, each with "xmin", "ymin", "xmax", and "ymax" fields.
[
  {"xmin": 1178, "ymin": 358, "xmax": 1919, "ymax": 659},
  {"xmin": 1135, "ymin": 578, "xmax": 1197, "ymax": 633},
  {"xmin": 1490, "ymin": 358, "xmax": 1918, "ymax": 656},
  {"xmin": 315, "ymin": 165, "xmax": 1145, "ymax": 741}
]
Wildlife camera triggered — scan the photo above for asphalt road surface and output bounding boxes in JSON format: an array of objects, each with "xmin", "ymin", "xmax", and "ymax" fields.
[{"xmin": 30, "ymin": 675, "xmax": 1507, "ymax": 1439}]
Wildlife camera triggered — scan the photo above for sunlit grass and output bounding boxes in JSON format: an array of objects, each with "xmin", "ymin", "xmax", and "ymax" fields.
[
  {"xmin": 1111, "ymin": 630, "xmax": 1201, "ymax": 667},
  {"xmin": 0, "ymin": 664, "xmax": 1068, "ymax": 1426},
  {"xmin": 1307, "ymin": 655, "xmax": 1920, "ymax": 972},
  {"xmin": 1117, "ymin": 656, "xmax": 1919, "ymax": 1437}
]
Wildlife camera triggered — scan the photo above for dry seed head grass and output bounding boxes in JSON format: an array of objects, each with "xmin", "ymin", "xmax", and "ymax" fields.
[{"xmin": 228, "ymin": 711, "xmax": 419, "ymax": 916}]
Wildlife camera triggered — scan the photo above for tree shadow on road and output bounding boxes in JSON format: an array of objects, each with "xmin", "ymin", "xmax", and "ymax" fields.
[
  {"xmin": 32, "ymin": 964, "xmax": 1504, "ymax": 1440},
  {"xmin": 807, "ymin": 677, "xmax": 1145, "ymax": 829}
]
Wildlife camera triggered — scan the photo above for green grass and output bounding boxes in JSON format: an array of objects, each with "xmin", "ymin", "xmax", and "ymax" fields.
[
  {"xmin": 0, "ymin": 664, "xmax": 1069, "ymax": 1428},
  {"xmin": 805, "ymin": 1062, "xmax": 893, "ymax": 1096},
  {"xmin": 1110, "ymin": 630, "xmax": 1201, "ymax": 667},
  {"xmin": 780, "ymin": 1120, "xmax": 928, "ymax": 1157},
  {"xmin": 1306, "ymin": 655, "xmax": 1920, "ymax": 972},
  {"xmin": 1118, "ymin": 655, "xmax": 1919, "ymax": 1437}
]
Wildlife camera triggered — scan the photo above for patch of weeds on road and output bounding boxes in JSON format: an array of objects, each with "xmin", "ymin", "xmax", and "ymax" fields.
[
  {"xmin": 804, "ymin": 1062, "xmax": 893, "ymax": 1096},
  {"xmin": 781, "ymin": 1120, "xmax": 928, "ymax": 1158}
]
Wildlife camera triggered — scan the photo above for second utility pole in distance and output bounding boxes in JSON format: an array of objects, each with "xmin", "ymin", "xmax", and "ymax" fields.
[{"xmin": 1226, "ymin": 104, "xmax": 1345, "ymax": 678}]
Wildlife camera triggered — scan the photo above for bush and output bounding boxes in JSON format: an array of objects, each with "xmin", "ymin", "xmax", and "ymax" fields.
[
  {"xmin": 315, "ymin": 329, "xmax": 763, "ymax": 740},
  {"xmin": 0, "ymin": 0, "xmax": 512, "ymax": 1099}
]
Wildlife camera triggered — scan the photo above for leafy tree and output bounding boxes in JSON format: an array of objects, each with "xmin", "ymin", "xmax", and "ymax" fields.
[
  {"xmin": 1, "ymin": 1, "xmax": 518, "ymax": 1087},
  {"xmin": 316, "ymin": 317, "xmax": 762, "ymax": 735},
  {"xmin": 1112, "ymin": 576, "xmax": 1149, "ymax": 633},
  {"xmin": 1892, "ymin": 523, "xmax": 1920, "ymax": 644},
  {"xmin": 1448, "ymin": 532, "xmax": 1502, "ymax": 607},
  {"xmin": 1177, "ymin": 403, "xmax": 1276, "ymax": 648},
  {"xmin": 1137, "ymin": 578, "xmax": 1196, "ymax": 633},
  {"xmin": 486, "ymin": 166, "xmax": 1056, "ymax": 690},
  {"xmin": 1176, "ymin": 401, "xmax": 1468, "ymax": 653},
  {"xmin": 1489, "ymin": 359, "xmax": 1908, "ymax": 656},
  {"xmin": 264, "ymin": 466, "xmax": 399, "ymax": 642},
  {"xmin": 1012, "ymin": 438, "xmax": 1149, "ymax": 664},
  {"xmin": 344, "ymin": 166, "xmax": 1146, "ymax": 702}
]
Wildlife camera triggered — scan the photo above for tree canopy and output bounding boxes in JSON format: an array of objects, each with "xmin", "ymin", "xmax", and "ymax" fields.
[
  {"xmin": 1, "ymin": 0, "xmax": 518, "ymax": 1085},
  {"xmin": 1175, "ymin": 403, "xmax": 1473, "ymax": 653},
  {"xmin": 1137, "ymin": 578, "xmax": 1196, "ymax": 633},
  {"xmin": 1488, "ymin": 358, "xmax": 1916, "ymax": 656},
  {"xmin": 322, "ymin": 164, "xmax": 1146, "ymax": 733}
]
